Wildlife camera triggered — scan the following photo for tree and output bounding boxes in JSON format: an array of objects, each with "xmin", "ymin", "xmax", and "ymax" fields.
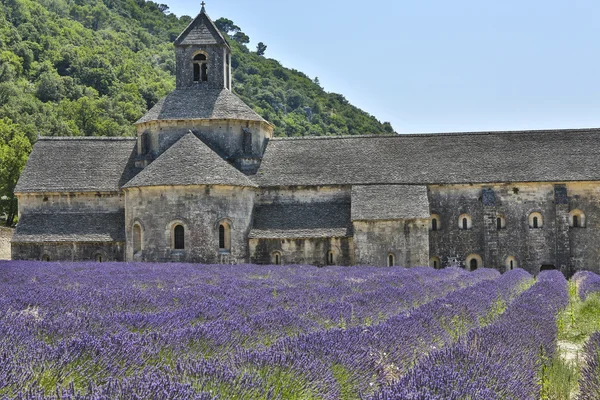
[
  {"xmin": 256, "ymin": 42, "xmax": 267, "ymax": 56},
  {"xmin": 0, "ymin": 118, "xmax": 31, "ymax": 226},
  {"xmin": 214, "ymin": 18, "xmax": 240, "ymax": 36},
  {"xmin": 233, "ymin": 31, "xmax": 250, "ymax": 45}
]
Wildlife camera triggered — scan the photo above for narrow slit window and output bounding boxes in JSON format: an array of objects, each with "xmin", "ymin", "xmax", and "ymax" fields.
[
  {"xmin": 432, "ymin": 219, "xmax": 438, "ymax": 231},
  {"xmin": 462, "ymin": 218, "xmax": 468, "ymax": 230},
  {"xmin": 201, "ymin": 63, "xmax": 208, "ymax": 82},
  {"xmin": 388, "ymin": 254, "xmax": 395, "ymax": 267},
  {"xmin": 497, "ymin": 218, "xmax": 502, "ymax": 230},
  {"xmin": 219, "ymin": 225, "xmax": 225, "ymax": 249},
  {"xmin": 174, "ymin": 225, "xmax": 185, "ymax": 250},
  {"xmin": 573, "ymin": 215, "xmax": 579, "ymax": 228},
  {"xmin": 533, "ymin": 217, "xmax": 538, "ymax": 229}
]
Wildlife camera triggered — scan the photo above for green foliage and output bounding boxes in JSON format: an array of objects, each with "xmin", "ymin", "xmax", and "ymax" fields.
[
  {"xmin": 0, "ymin": 118, "xmax": 31, "ymax": 225},
  {"xmin": 256, "ymin": 41, "xmax": 267, "ymax": 56}
]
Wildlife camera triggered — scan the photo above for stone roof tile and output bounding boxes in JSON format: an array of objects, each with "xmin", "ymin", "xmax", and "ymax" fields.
[
  {"xmin": 136, "ymin": 89, "xmax": 266, "ymax": 124},
  {"xmin": 351, "ymin": 185, "xmax": 430, "ymax": 221},
  {"xmin": 255, "ymin": 128, "xmax": 600, "ymax": 187},
  {"xmin": 15, "ymin": 137, "xmax": 138, "ymax": 193},
  {"xmin": 12, "ymin": 212, "xmax": 125, "ymax": 243},
  {"xmin": 249, "ymin": 202, "xmax": 352, "ymax": 239}
]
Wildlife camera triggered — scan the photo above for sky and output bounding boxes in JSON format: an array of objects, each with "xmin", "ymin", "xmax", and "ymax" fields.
[{"xmin": 164, "ymin": 0, "xmax": 600, "ymax": 134}]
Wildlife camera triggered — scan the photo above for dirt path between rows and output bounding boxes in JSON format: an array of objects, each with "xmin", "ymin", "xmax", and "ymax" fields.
[{"xmin": 0, "ymin": 227, "xmax": 13, "ymax": 260}]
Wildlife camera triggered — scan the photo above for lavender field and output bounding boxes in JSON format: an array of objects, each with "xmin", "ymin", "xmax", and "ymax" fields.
[{"xmin": 0, "ymin": 261, "xmax": 595, "ymax": 399}]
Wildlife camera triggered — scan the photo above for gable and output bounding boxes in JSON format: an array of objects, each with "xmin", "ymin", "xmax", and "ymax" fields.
[
  {"xmin": 174, "ymin": 10, "xmax": 229, "ymax": 48},
  {"xmin": 123, "ymin": 132, "xmax": 256, "ymax": 189}
]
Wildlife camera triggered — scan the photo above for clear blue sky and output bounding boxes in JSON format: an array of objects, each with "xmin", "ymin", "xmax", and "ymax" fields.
[{"xmin": 165, "ymin": 0, "xmax": 600, "ymax": 134}]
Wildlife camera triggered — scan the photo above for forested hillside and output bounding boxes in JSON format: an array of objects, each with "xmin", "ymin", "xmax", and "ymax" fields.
[{"xmin": 0, "ymin": 0, "xmax": 395, "ymax": 225}]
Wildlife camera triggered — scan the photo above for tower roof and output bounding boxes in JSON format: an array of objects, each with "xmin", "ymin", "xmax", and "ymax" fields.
[
  {"xmin": 122, "ymin": 132, "xmax": 257, "ymax": 189},
  {"xmin": 135, "ymin": 88, "xmax": 268, "ymax": 124},
  {"xmin": 174, "ymin": 4, "xmax": 230, "ymax": 49}
]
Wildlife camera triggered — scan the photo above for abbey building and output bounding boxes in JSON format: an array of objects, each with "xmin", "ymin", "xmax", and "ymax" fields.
[{"xmin": 11, "ymin": 6, "xmax": 600, "ymax": 276}]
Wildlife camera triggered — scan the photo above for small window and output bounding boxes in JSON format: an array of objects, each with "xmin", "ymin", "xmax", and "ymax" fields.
[
  {"xmin": 430, "ymin": 214, "xmax": 441, "ymax": 231},
  {"xmin": 569, "ymin": 209, "xmax": 586, "ymax": 228},
  {"xmin": 133, "ymin": 223, "xmax": 143, "ymax": 254},
  {"xmin": 174, "ymin": 225, "xmax": 185, "ymax": 250},
  {"xmin": 458, "ymin": 214, "xmax": 472, "ymax": 230},
  {"xmin": 272, "ymin": 252, "xmax": 282, "ymax": 265},
  {"xmin": 192, "ymin": 52, "xmax": 209, "ymax": 83},
  {"xmin": 465, "ymin": 254, "xmax": 482, "ymax": 271},
  {"xmin": 430, "ymin": 256, "xmax": 441, "ymax": 269},
  {"xmin": 529, "ymin": 212, "xmax": 543, "ymax": 229},
  {"xmin": 327, "ymin": 251, "xmax": 335, "ymax": 265},
  {"xmin": 505, "ymin": 256, "xmax": 517, "ymax": 271},
  {"xmin": 218, "ymin": 222, "xmax": 231, "ymax": 252},
  {"xmin": 42, "ymin": 254, "xmax": 50, "ymax": 262},
  {"xmin": 387, "ymin": 253, "xmax": 395, "ymax": 267},
  {"xmin": 470, "ymin": 259, "xmax": 478, "ymax": 270},
  {"xmin": 496, "ymin": 215, "xmax": 506, "ymax": 230},
  {"xmin": 95, "ymin": 254, "xmax": 103, "ymax": 262}
]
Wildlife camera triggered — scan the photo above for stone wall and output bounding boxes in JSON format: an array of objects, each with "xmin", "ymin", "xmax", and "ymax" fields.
[
  {"xmin": 353, "ymin": 219, "xmax": 429, "ymax": 267},
  {"xmin": 428, "ymin": 182, "xmax": 600, "ymax": 275},
  {"xmin": 0, "ymin": 228, "xmax": 13, "ymax": 260},
  {"xmin": 17, "ymin": 192, "xmax": 124, "ymax": 215},
  {"xmin": 11, "ymin": 242, "xmax": 123, "ymax": 262},
  {"xmin": 249, "ymin": 237, "xmax": 354, "ymax": 266},
  {"xmin": 124, "ymin": 185, "xmax": 255, "ymax": 263}
]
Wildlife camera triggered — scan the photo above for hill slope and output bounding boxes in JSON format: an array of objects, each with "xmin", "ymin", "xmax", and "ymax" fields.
[{"xmin": 0, "ymin": 0, "xmax": 395, "ymax": 140}]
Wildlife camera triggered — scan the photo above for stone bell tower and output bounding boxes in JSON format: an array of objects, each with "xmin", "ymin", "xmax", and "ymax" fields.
[{"xmin": 173, "ymin": 3, "xmax": 232, "ymax": 90}]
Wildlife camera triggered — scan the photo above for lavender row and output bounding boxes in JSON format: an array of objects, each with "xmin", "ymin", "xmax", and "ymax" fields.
[
  {"xmin": 579, "ymin": 331, "xmax": 600, "ymax": 400},
  {"xmin": 572, "ymin": 270, "xmax": 600, "ymax": 301},
  {"xmin": 0, "ymin": 262, "xmax": 484, "ymax": 397},
  {"xmin": 235, "ymin": 268, "xmax": 530, "ymax": 398},
  {"xmin": 372, "ymin": 270, "xmax": 569, "ymax": 400}
]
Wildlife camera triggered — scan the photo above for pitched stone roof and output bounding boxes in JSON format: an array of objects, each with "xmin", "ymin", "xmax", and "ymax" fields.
[
  {"xmin": 249, "ymin": 202, "xmax": 352, "ymax": 239},
  {"xmin": 123, "ymin": 132, "xmax": 257, "ymax": 189},
  {"xmin": 352, "ymin": 185, "xmax": 430, "ymax": 221},
  {"xmin": 255, "ymin": 128, "xmax": 600, "ymax": 187},
  {"xmin": 12, "ymin": 212, "xmax": 125, "ymax": 243},
  {"xmin": 174, "ymin": 6, "xmax": 230, "ymax": 49},
  {"xmin": 136, "ymin": 88, "xmax": 266, "ymax": 124},
  {"xmin": 15, "ymin": 137, "xmax": 138, "ymax": 194}
]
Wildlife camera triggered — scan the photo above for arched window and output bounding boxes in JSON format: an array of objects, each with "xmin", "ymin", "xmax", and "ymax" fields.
[
  {"xmin": 569, "ymin": 209, "xmax": 586, "ymax": 228},
  {"xmin": 505, "ymin": 256, "xmax": 517, "ymax": 271},
  {"xmin": 193, "ymin": 53, "xmax": 208, "ymax": 82},
  {"xmin": 272, "ymin": 251, "xmax": 282, "ymax": 265},
  {"xmin": 95, "ymin": 253, "xmax": 103, "ymax": 262},
  {"xmin": 430, "ymin": 256, "xmax": 441, "ymax": 269},
  {"xmin": 465, "ymin": 254, "xmax": 482, "ymax": 271},
  {"xmin": 458, "ymin": 214, "xmax": 472, "ymax": 230},
  {"xmin": 218, "ymin": 222, "xmax": 231, "ymax": 252},
  {"xmin": 496, "ymin": 215, "xmax": 506, "ymax": 230},
  {"xmin": 387, "ymin": 253, "xmax": 395, "ymax": 267},
  {"xmin": 327, "ymin": 251, "xmax": 335, "ymax": 266},
  {"xmin": 528, "ymin": 212, "xmax": 543, "ymax": 229},
  {"xmin": 42, "ymin": 254, "xmax": 50, "ymax": 262},
  {"xmin": 173, "ymin": 225, "xmax": 185, "ymax": 250},
  {"xmin": 133, "ymin": 223, "xmax": 143, "ymax": 254},
  {"xmin": 430, "ymin": 214, "xmax": 441, "ymax": 231}
]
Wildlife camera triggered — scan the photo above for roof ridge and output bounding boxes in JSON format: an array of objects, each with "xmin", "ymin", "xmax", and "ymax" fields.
[
  {"xmin": 37, "ymin": 136, "xmax": 136, "ymax": 141},
  {"xmin": 269, "ymin": 127, "xmax": 600, "ymax": 141}
]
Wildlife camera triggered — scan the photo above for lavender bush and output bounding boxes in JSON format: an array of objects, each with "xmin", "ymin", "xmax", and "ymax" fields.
[
  {"xmin": 579, "ymin": 331, "xmax": 600, "ymax": 400},
  {"xmin": 371, "ymin": 270, "xmax": 568, "ymax": 400},
  {"xmin": 573, "ymin": 270, "xmax": 600, "ymax": 300}
]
